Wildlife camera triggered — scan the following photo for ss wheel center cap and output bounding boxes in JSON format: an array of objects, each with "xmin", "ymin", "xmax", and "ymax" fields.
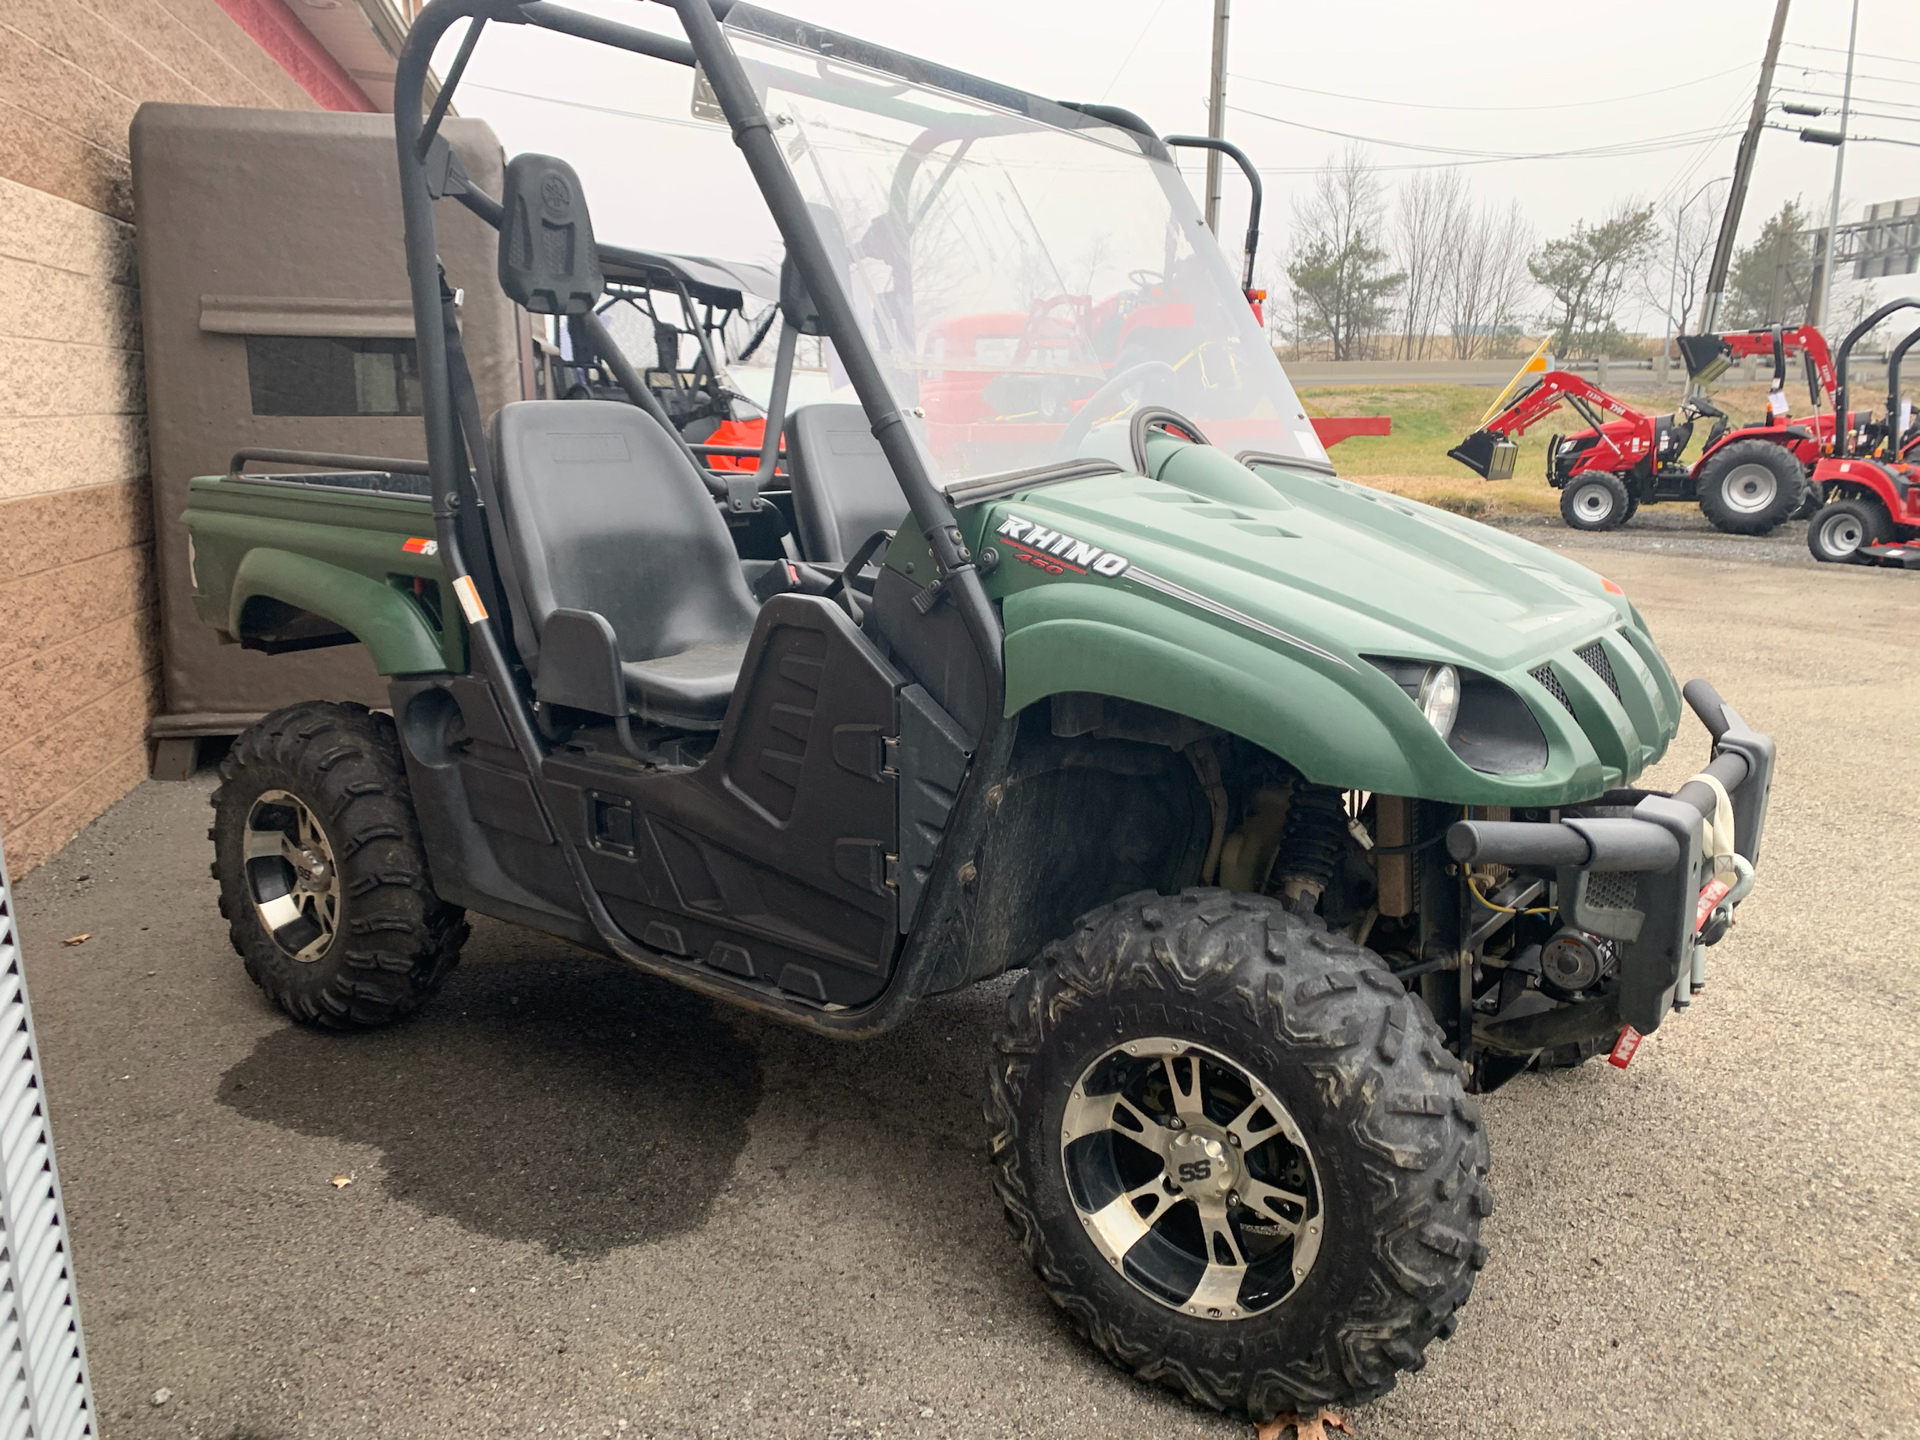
[{"xmin": 1168, "ymin": 1127, "xmax": 1237, "ymax": 1203}]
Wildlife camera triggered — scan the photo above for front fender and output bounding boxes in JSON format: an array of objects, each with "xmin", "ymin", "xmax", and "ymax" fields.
[
  {"xmin": 1001, "ymin": 582, "xmax": 1605, "ymax": 804},
  {"xmin": 229, "ymin": 548, "xmax": 447, "ymax": 676}
]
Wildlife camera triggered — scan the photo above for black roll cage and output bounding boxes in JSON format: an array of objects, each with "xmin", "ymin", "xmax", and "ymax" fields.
[
  {"xmin": 391, "ymin": 0, "xmax": 1085, "ymax": 1037},
  {"xmin": 1833, "ymin": 296, "xmax": 1920, "ymax": 458},
  {"xmin": 394, "ymin": 0, "xmax": 1012, "ymax": 715}
]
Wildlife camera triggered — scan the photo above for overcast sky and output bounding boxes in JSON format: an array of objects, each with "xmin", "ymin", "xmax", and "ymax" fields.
[{"xmin": 438, "ymin": 0, "xmax": 1920, "ymax": 331}]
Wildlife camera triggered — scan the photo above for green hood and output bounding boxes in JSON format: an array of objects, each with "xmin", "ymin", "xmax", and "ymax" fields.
[{"xmin": 960, "ymin": 445, "xmax": 1680, "ymax": 806}]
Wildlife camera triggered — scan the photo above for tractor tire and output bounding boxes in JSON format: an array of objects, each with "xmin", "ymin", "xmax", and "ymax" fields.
[
  {"xmin": 211, "ymin": 701, "xmax": 466, "ymax": 1029},
  {"xmin": 986, "ymin": 889, "xmax": 1490, "ymax": 1422},
  {"xmin": 1621, "ymin": 492, "xmax": 1641, "ymax": 525},
  {"xmin": 1806, "ymin": 498, "xmax": 1889, "ymax": 564},
  {"xmin": 1559, "ymin": 473, "xmax": 1631, "ymax": 531},
  {"xmin": 1695, "ymin": 440, "xmax": 1804, "ymax": 535}
]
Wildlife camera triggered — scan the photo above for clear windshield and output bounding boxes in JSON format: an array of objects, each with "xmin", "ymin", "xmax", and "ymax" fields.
[{"xmin": 725, "ymin": 27, "xmax": 1327, "ymax": 486}]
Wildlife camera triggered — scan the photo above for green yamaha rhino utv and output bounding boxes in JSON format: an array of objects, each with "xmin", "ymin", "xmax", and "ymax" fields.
[{"xmin": 184, "ymin": 0, "xmax": 1777, "ymax": 1422}]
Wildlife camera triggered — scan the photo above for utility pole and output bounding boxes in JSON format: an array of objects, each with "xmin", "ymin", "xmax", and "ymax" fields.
[
  {"xmin": 1697, "ymin": 0, "xmax": 1792, "ymax": 339},
  {"xmin": 1203, "ymin": 0, "xmax": 1230, "ymax": 235},
  {"xmin": 1812, "ymin": 0, "xmax": 1860, "ymax": 327}
]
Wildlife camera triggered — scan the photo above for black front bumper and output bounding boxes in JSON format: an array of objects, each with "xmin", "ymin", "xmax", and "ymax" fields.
[{"xmin": 1449, "ymin": 679, "xmax": 1777, "ymax": 1039}]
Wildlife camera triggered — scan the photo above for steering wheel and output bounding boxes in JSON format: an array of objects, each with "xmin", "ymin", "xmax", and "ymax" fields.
[
  {"xmin": 1052, "ymin": 360, "xmax": 1176, "ymax": 460},
  {"xmin": 1127, "ymin": 269, "xmax": 1165, "ymax": 290}
]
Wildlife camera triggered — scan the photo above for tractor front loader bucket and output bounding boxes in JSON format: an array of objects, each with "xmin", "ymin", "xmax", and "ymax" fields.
[
  {"xmin": 1677, "ymin": 333, "xmax": 1732, "ymax": 385},
  {"xmin": 1449, "ymin": 428, "xmax": 1518, "ymax": 480}
]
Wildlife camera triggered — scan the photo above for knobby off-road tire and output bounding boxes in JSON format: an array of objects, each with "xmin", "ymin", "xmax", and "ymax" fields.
[
  {"xmin": 1695, "ymin": 440, "xmax": 1804, "ymax": 535},
  {"xmin": 985, "ymin": 889, "xmax": 1491, "ymax": 1421},
  {"xmin": 1559, "ymin": 473, "xmax": 1631, "ymax": 531},
  {"xmin": 212, "ymin": 702, "xmax": 466, "ymax": 1029}
]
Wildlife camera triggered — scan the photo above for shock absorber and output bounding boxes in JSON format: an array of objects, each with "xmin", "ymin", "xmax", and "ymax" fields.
[{"xmin": 1272, "ymin": 783, "xmax": 1346, "ymax": 915}]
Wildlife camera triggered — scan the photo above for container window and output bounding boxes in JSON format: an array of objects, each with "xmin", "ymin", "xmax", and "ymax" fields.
[{"xmin": 245, "ymin": 336, "xmax": 423, "ymax": 416}]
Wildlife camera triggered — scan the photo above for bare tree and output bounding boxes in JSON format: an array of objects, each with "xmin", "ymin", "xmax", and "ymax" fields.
[
  {"xmin": 1444, "ymin": 196, "xmax": 1533, "ymax": 359},
  {"xmin": 1284, "ymin": 145, "xmax": 1403, "ymax": 361},
  {"xmin": 1643, "ymin": 182, "xmax": 1722, "ymax": 344},
  {"xmin": 1392, "ymin": 168, "xmax": 1463, "ymax": 360}
]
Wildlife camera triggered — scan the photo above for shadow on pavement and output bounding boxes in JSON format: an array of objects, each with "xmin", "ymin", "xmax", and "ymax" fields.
[{"xmin": 217, "ymin": 953, "xmax": 762, "ymax": 1255}]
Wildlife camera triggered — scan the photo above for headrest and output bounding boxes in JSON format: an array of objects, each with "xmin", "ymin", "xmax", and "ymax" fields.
[{"xmin": 498, "ymin": 153, "xmax": 603, "ymax": 315}]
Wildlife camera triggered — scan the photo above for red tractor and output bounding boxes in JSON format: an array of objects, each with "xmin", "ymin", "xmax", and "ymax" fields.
[
  {"xmin": 1804, "ymin": 298, "xmax": 1920, "ymax": 567},
  {"xmin": 1450, "ymin": 324, "xmax": 1843, "ymax": 535}
]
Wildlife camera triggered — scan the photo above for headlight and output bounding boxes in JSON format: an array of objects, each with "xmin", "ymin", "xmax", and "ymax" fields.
[
  {"xmin": 1366, "ymin": 658, "xmax": 1545, "ymax": 772},
  {"xmin": 1416, "ymin": 664, "xmax": 1460, "ymax": 739},
  {"xmin": 1366, "ymin": 657, "xmax": 1460, "ymax": 740}
]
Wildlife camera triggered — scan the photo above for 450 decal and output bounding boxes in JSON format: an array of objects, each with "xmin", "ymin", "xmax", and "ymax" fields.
[{"xmin": 994, "ymin": 515, "xmax": 1131, "ymax": 578}]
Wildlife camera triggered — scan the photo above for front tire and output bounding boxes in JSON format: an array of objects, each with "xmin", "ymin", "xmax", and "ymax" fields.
[
  {"xmin": 212, "ymin": 702, "xmax": 466, "ymax": 1029},
  {"xmin": 1695, "ymin": 440, "xmax": 1804, "ymax": 534},
  {"xmin": 986, "ymin": 889, "xmax": 1490, "ymax": 1421},
  {"xmin": 1806, "ymin": 497, "xmax": 1889, "ymax": 563},
  {"xmin": 1559, "ymin": 473, "xmax": 1631, "ymax": 531}
]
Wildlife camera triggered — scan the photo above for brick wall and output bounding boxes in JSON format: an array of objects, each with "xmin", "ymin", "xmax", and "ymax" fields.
[{"xmin": 0, "ymin": 1, "xmax": 316, "ymax": 874}]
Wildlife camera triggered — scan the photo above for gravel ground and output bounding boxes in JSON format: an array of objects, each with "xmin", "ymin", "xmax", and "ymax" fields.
[{"xmin": 11, "ymin": 523, "xmax": 1919, "ymax": 1440}]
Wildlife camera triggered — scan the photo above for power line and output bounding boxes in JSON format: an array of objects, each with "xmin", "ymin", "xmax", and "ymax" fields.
[
  {"xmin": 1099, "ymin": 0, "xmax": 1173, "ymax": 103},
  {"xmin": 1764, "ymin": 122, "xmax": 1920, "ymax": 148},
  {"xmin": 1227, "ymin": 101, "xmax": 1741, "ymax": 163},
  {"xmin": 1776, "ymin": 88, "xmax": 1920, "ymax": 119},
  {"xmin": 1777, "ymin": 61, "xmax": 1920, "ymax": 91},
  {"xmin": 1651, "ymin": 89, "xmax": 1760, "ymax": 212},
  {"xmin": 1784, "ymin": 39, "xmax": 1920, "ymax": 69},
  {"xmin": 463, "ymin": 81, "xmax": 721, "ymax": 131},
  {"xmin": 1225, "ymin": 62, "xmax": 1751, "ymax": 113}
]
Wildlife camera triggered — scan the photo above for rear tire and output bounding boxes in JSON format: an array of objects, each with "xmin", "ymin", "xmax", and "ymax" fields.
[
  {"xmin": 1559, "ymin": 473, "xmax": 1631, "ymax": 531},
  {"xmin": 1695, "ymin": 441, "xmax": 1804, "ymax": 535},
  {"xmin": 1806, "ymin": 497, "xmax": 1889, "ymax": 564},
  {"xmin": 986, "ymin": 889, "xmax": 1490, "ymax": 1421},
  {"xmin": 212, "ymin": 702, "xmax": 466, "ymax": 1029}
]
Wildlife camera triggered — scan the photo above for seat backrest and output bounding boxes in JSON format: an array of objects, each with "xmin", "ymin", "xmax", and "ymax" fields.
[
  {"xmin": 492, "ymin": 400, "xmax": 757, "ymax": 664},
  {"xmin": 785, "ymin": 403, "xmax": 908, "ymax": 564}
]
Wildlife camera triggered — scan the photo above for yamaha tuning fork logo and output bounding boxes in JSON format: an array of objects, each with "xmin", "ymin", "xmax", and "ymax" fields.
[{"xmin": 994, "ymin": 515, "xmax": 1131, "ymax": 578}]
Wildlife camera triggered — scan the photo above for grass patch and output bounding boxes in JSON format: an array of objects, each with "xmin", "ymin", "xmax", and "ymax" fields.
[{"xmin": 1301, "ymin": 380, "xmax": 1782, "ymax": 519}]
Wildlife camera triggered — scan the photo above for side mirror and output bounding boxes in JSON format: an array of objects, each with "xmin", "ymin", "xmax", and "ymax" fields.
[
  {"xmin": 498, "ymin": 153, "xmax": 603, "ymax": 315},
  {"xmin": 535, "ymin": 609, "xmax": 624, "ymax": 716}
]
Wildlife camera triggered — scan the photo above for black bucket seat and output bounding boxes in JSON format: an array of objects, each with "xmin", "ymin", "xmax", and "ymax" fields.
[
  {"xmin": 786, "ymin": 403, "xmax": 908, "ymax": 564},
  {"xmin": 492, "ymin": 398, "xmax": 758, "ymax": 728}
]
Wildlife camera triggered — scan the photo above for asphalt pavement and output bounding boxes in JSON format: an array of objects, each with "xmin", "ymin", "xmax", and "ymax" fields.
[{"xmin": 12, "ymin": 513, "xmax": 1919, "ymax": 1440}]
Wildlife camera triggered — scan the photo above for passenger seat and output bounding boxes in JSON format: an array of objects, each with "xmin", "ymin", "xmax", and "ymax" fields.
[{"xmin": 785, "ymin": 404, "xmax": 909, "ymax": 564}]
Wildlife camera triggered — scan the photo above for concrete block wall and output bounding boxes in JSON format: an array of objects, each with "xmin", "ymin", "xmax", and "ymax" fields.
[{"xmin": 0, "ymin": 1, "xmax": 316, "ymax": 874}]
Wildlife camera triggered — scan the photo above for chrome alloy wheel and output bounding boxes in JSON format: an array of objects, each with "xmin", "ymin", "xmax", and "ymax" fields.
[
  {"xmin": 1059, "ymin": 1039, "xmax": 1323, "ymax": 1320},
  {"xmin": 243, "ymin": 790, "xmax": 340, "ymax": 962},
  {"xmin": 1816, "ymin": 507, "xmax": 1866, "ymax": 557},
  {"xmin": 1719, "ymin": 462, "xmax": 1779, "ymax": 515}
]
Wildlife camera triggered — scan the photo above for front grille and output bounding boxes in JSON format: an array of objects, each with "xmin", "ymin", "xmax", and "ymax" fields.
[
  {"xmin": 1530, "ymin": 664, "xmax": 1576, "ymax": 715},
  {"xmin": 1576, "ymin": 640, "xmax": 1620, "ymax": 699},
  {"xmin": 1585, "ymin": 871, "xmax": 1639, "ymax": 911}
]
